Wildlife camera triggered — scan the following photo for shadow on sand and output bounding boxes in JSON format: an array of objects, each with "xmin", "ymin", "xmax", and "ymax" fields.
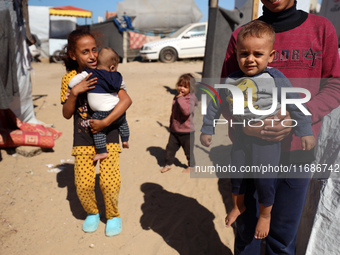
[
  {"xmin": 56, "ymin": 163, "xmax": 105, "ymax": 221},
  {"xmin": 146, "ymin": 146, "xmax": 187, "ymax": 169},
  {"xmin": 194, "ymin": 144, "xmax": 234, "ymax": 216},
  {"xmin": 163, "ymin": 85, "xmax": 178, "ymax": 96},
  {"xmin": 140, "ymin": 182, "xmax": 232, "ymax": 255}
]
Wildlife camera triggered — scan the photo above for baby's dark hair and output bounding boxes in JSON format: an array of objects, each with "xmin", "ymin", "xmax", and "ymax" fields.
[
  {"xmin": 62, "ymin": 29, "xmax": 96, "ymax": 72},
  {"xmin": 176, "ymin": 73, "xmax": 195, "ymax": 93},
  {"xmin": 98, "ymin": 47, "xmax": 120, "ymax": 69},
  {"xmin": 237, "ymin": 20, "xmax": 275, "ymax": 45}
]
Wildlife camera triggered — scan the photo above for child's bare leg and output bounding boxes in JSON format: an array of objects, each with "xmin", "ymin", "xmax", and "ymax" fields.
[
  {"xmin": 254, "ymin": 205, "xmax": 272, "ymax": 239},
  {"xmin": 93, "ymin": 152, "xmax": 108, "ymax": 162},
  {"xmin": 122, "ymin": 141, "xmax": 129, "ymax": 149},
  {"xmin": 225, "ymin": 193, "xmax": 246, "ymax": 227}
]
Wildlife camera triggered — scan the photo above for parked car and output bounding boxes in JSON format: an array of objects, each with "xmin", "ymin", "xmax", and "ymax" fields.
[{"xmin": 140, "ymin": 22, "xmax": 207, "ymax": 63}]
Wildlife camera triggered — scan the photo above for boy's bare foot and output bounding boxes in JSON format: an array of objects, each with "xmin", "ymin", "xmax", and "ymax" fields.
[
  {"xmin": 226, "ymin": 194, "xmax": 246, "ymax": 227},
  {"xmin": 254, "ymin": 205, "xmax": 272, "ymax": 239},
  {"xmin": 93, "ymin": 152, "xmax": 108, "ymax": 162},
  {"xmin": 122, "ymin": 142, "xmax": 129, "ymax": 149},
  {"xmin": 254, "ymin": 213, "xmax": 271, "ymax": 239},
  {"xmin": 161, "ymin": 166, "xmax": 171, "ymax": 173},
  {"xmin": 225, "ymin": 205, "xmax": 246, "ymax": 227}
]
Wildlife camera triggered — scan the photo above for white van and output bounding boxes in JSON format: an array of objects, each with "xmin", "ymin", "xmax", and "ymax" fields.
[{"xmin": 140, "ymin": 22, "xmax": 207, "ymax": 63}]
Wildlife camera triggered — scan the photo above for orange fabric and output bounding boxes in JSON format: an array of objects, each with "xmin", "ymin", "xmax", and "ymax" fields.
[
  {"xmin": 0, "ymin": 109, "xmax": 62, "ymax": 148},
  {"xmin": 50, "ymin": 5, "xmax": 91, "ymax": 12},
  {"xmin": 0, "ymin": 129, "xmax": 55, "ymax": 148},
  {"xmin": 49, "ymin": 6, "xmax": 92, "ymax": 18}
]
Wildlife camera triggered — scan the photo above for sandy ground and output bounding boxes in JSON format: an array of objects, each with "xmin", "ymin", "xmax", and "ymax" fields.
[{"xmin": 0, "ymin": 60, "xmax": 235, "ymax": 255}]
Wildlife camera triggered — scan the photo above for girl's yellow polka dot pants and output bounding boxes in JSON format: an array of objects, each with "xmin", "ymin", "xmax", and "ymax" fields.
[{"xmin": 74, "ymin": 149, "xmax": 121, "ymax": 219}]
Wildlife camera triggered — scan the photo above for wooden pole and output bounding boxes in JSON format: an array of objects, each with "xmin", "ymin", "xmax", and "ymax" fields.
[
  {"xmin": 209, "ymin": 0, "xmax": 219, "ymax": 8},
  {"xmin": 252, "ymin": 0, "xmax": 259, "ymax": 20},
  {"xmin": 122, "ymin": 31, "xmax": 128, "ymax": 64}
]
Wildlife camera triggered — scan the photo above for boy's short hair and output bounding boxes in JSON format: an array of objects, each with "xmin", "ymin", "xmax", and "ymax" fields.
[
  {"xmin": 237, "ymin": 20, "xmax": 275, "ymax": 45},
  {"xmin": 98, "ymin": 47, "xmax": 120, "ymax": 68}
]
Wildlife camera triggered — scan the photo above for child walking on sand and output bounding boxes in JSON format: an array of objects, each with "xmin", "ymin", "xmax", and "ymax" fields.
[
  {"xmin": 68, "ymin": 47, "xmax": 130, "ymax": 162},
  {"xmin": 201, "ymin": 20, "xmax": 315, "ymax": 239},
  {"xmin": 60, "ymin": 29, "xmax": 132, "ymax": 237},
  {"xmin": 161, "ymin": 73, "xmax": 198, "ymax": 173}
]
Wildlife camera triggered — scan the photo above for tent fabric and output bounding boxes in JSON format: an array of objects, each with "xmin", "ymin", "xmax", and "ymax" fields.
[
  {"xmin": 0, "ymin": 8, "xmax": 19, "ymax": 109},
  {"xmin": 50, "ymin": 20, "xmax": 77, "ymax": 39},
  {"xmin": 129, "ymin": 31, "xmax": 161, "ymax": 49},
  {"xmin": 304, "ymin": 106, "xmax": 340, "ymax": 255},
  {"xmin": 1, "ymin": 0, "xmax": 37, "ymax": 123},
  {"xmin": 27, "ymin": 6, "xmax": 50, "ymax": 58},
  {"xmin": 28, "ymin": 6, "xmax": 77, "ymax": 58},
  {"xmin": 113, "ymin": 15, "xmax": 133, "ymax": 32},
  {"xmin": 80, "ymin": 20, "xmax": 124, "ymax": 59},
  {"xmin": 202, "ymin": 0, "xmax": 253, "ymax": 79},
  {"xmin": 116, "ymin": 0, "xmax": 202, "ymax": 31},
  {"xmin": 49, "ymin": 6, "xmax": 92, "ymax": 18},
  {"xmin": 22, "ymin": 0, "xmax": 34, "ymax": 45}
]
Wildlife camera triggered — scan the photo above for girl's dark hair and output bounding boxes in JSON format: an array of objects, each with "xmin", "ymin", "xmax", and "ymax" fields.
[
  {"xmin": 62, "ymin": 29, "xmax": 96, "ymax": 72},
  {"xmin": 176, "ymin": 73, "xmax": 196, "ymax": 93}
]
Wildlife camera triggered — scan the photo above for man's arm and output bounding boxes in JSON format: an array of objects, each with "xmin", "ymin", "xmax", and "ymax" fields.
[
  {"xmin": 200, "ymin": 88, "xmax": 228, "ymax": 147},
  {"xmin": 305, "ymin": 23, "xmax": 340, "ymax": 123},
  {"xmin": 242, "ymin": 111, "xmax": 292, "ymax": 142}
]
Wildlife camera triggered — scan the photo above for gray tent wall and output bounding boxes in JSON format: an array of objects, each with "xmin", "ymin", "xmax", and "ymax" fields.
[
  {"xmin": 202, "ymin": 0, "xmax": 253, "ymax": 79},
  {"xmin": 319, "ymin": 0, "xmax": 340, "ymax": 45},
  {"xmin": 0, "ymin": 0, "xmax": 38, "ymax": 123},
  {"xmin": 80, "ymin": 20, "xmax": 124, "ymax": 59}
]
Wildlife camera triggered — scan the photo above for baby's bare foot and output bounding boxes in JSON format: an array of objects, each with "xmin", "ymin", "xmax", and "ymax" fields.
[
  {"xmin": 225, "ymin": 205, "xmax": 246, "ymax": 227},
  {"xmin": 93, "ymin": 153, "xmax": 108, "ymax": 162},
  {"xmin": 254, "ymin": 214, "xmax": 271, "ymax": 239}
]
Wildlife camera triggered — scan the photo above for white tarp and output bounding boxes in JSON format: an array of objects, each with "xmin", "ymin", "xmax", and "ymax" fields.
[
  {"xmin": 116, "ymin": 0, "xmax": 202, "ymax": 31},
  {"xmin": 27, "ymin": 6, "xmax": 49, "ymax": 41},
  {"xmin": 305, "ymin": 106, "xmax": 340, "ymax": 255},
  {"xmin": 304, "ymin": 1, "xmax": 340, "ymax": 254},
  {"xmin": 28, "ymin": 6, "xmax": 50, "ymax": 58},
  {"xmin": 28, "ymin": 6, "xmax": 76, "ymax": 58}
]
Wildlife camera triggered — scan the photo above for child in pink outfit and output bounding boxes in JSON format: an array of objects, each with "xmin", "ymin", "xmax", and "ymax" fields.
[{"xmin": 161, "ymin": 73, "xmax": 198, "ymax": 173}]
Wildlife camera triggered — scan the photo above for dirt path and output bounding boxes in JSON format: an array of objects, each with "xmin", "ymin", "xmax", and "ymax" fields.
[{"xmin": 0, "ymin": 60, "xmax": 234, "ymax": 255}]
